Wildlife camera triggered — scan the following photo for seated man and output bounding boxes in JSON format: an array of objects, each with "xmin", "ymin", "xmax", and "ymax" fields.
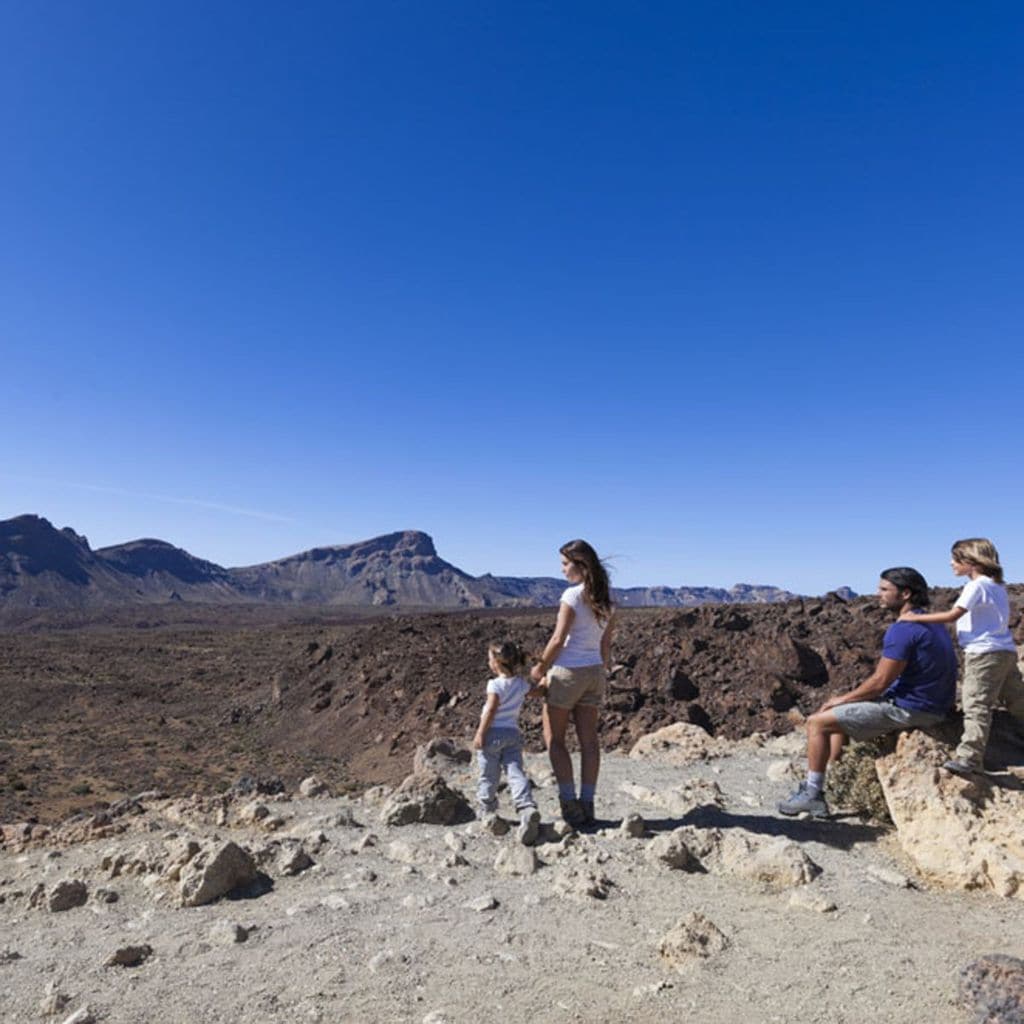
[{"xmin": 778, "ymin": 566, "xmax": 957, "ymax": 818}]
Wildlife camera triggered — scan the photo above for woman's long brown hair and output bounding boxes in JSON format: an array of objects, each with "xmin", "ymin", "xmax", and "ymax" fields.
[{"xmin": 560, "ymin": 539, "xmax": 613, "ymax": 623}]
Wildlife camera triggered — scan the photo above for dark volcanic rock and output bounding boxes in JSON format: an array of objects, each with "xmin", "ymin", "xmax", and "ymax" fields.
[{"xmin": 959, "ymin": 955, "xmax": 1024, "ymax": 1024}]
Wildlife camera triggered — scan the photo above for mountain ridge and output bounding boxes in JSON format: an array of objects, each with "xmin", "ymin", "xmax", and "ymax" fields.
[{"xmin": 0, "ymin": 514, "xmax": 850, "ymax": 613}]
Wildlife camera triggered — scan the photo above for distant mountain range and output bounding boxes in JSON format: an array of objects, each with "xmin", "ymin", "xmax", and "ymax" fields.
[{"xmin": 0, "ymin": 514, "xmax": 854, "ymax": 612}]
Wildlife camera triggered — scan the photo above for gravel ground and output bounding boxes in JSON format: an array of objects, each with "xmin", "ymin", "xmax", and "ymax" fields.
[{"xmin": 1, "ymin": 735, "xmax": 1020, "ymax": 1024}]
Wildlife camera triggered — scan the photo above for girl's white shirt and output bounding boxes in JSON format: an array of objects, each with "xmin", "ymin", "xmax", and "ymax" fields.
[
  {"xmin": 554, "ymin": 583, "xmax": 609, "ymax": 668},
  {"xmin": 481, "ymin": 674, "xmax": 531, "ymax": 730},
  {"xmin": 954, "ymin": 576, "xmax": 1017, "ymax": 653}
]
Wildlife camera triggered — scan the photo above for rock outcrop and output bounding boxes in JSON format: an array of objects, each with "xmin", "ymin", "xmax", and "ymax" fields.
[{"xmin": 877, "ymin": 731, "xmax": 1024, "ymax": 899}]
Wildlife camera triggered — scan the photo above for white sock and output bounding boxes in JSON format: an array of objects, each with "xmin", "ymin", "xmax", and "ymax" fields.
[{"xmin": 806, "ymin": 771, "xmax": 825, "ymax": 796}]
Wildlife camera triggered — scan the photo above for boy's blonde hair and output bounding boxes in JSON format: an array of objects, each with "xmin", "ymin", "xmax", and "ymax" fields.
[
  {"xmin": 951, "ymin": 537, "xmax": 1005, "ymax": 584},
  {"xmin": 489, "ymin": 640, "xmax": 527, "ymax": 676}
]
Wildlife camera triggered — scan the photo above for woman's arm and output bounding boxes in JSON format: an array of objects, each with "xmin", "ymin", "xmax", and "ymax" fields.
[
  {"xmin": 899, "ymin": 607, "xmax": 966, "ymax": 624},
  {"xmin": 530, "ymin": 602, "xmax": 575, "ymax": 682},
  {"xmin": 600, "ymin": 612, "xmax": 616, "ymax": 671}
]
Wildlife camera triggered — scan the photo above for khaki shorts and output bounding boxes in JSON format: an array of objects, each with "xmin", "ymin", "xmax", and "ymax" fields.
[{"xmin": 545, "ymin": 664, "xmax": 606, "ymax": 710}]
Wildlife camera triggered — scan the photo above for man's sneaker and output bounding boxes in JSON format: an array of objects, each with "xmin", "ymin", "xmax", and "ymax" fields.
[
  {"xmin": 559, "ymin": 798, "xmax": 586, "ymax": 829},
  {"xmin": 517, "ymin": 808, "xmax": 540, "ymax": 846},
  {"xmin": 777, "ymin": 782, "xmax": 829, "ymax": 819},
  {"xmin": 942, "ymin": 759, "xmax": 980, "ymax": 777},
  {"xmin": 579, "ymin": 799, "xmax": 596, "ymax": 826}
]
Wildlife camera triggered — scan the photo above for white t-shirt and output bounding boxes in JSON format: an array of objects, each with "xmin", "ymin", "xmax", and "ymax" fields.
[
  {"xmin": 481, "ymin": 675, "xmax": 531, "ymax": 730},
  {"xmin": 553, "ymin": 584, "xmax": 610, "ymax": 668},
  {"xmin": 954, "ymin": 576, "xmax": 1017, "ymax": 654}
]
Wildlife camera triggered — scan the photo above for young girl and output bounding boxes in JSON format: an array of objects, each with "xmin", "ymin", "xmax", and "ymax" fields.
[
  {"xmin": 530, "ymin": 539, "xmax": 615, "ymax": 828},
  {"xmin": 473, "ymin": 640, "xmax": 543, "ymax": 845},
  {"xmin": 900, "ymin": 537, "xmax": 1024, "ymax": 775}
]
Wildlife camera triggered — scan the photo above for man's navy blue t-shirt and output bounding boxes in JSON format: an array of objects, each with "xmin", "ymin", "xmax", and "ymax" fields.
[{"xmin": 881, "ymin": 615, "xmax": 957, "ymax": 714}]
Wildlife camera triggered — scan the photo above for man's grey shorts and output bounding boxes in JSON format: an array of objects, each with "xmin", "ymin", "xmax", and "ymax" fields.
[{"xmin": 832, "ymin": 700, "xmax": 945, "ymax": 741}]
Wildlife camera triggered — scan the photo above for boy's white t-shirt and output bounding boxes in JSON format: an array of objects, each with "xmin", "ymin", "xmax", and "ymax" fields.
[
  {"xmin": 954, "ymin": 576, "xmax": 1017, "ymax": 653},
  {"xmin": 554, "ymin": 584, "xmax": 610, "ymax": 669},
  {"xmin": 482, "ymin": 675, "xmax": 531, "ymax": 730}
]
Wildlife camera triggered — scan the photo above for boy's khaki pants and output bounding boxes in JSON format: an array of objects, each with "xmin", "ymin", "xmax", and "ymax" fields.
[{"xmin": 956, "ymin": 649, "xmax": 1024, "ymax": 767}]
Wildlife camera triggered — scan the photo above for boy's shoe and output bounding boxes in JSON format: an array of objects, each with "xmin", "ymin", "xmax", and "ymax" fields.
[
  {"xmin": 942, "ymin": 759, "xmax": 980, "ymax": 777},
  {"xmin": 517, "ymin": 808, "xmax": 541, "ymax": 846},
  {"xmin": 777, "ymin": 782, "xmax": 829, "ymax": 819},
  {"xmin": 559, "ymin": 798, "xmax": 586, "ymax": 829},
  {"xmin": 580, "ymin": 799, "xmax": 596, "ymax": 826}
]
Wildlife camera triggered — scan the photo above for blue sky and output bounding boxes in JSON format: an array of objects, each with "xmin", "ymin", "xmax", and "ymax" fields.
[{"xmin": 2, "ymin": 2, "xmax": 1022, "ymax": 595}]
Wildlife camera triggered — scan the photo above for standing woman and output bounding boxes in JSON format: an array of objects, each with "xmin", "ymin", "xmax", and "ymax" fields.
[{"xmin": 531, "ymin": 539, "xmax": 615, "ymax": 828}]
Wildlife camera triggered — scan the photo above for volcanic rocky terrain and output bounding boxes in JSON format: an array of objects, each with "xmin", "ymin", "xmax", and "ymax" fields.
[{"xmin": 1, "ymin": 583, "xmax": 1017, "ymax": 827}]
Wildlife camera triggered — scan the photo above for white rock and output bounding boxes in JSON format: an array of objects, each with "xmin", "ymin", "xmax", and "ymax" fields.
[
  {"xmin": 866, "ymin": 865, "xmax": 913, "ymax": 889},
  {"xmin": 788, "ymin": 888, "xmax": 838, "ymax": 913}
]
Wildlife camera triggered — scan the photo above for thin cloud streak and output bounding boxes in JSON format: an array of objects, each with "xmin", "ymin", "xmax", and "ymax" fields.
[{"xmin": 0, "ymin": 475, "xmax": 295, "ymax": 524}]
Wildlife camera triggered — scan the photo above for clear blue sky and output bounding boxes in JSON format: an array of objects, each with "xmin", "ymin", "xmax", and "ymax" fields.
[{"xmin": 3, "ymin": 2, "xmax": 1022, "ymax": 595}]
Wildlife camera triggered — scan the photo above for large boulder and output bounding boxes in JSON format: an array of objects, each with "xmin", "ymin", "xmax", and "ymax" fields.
[
  {"xmin": 679, "ymin": 826, "xmax": 820, "ymax": 890},
  {"xmin": 380, "ymin": 772, "xmax": 473, "ymax": 826},
  {"xmin": 179, "ymin": 841, "xmax": 258, "ymax": 907},
  {"xmin": 877, "ymin": 731, "xmax": 1024, "ymax": 898},
  {"xmin": 629, "ymin": 722, "xmax": 731, "ymax": 765}
]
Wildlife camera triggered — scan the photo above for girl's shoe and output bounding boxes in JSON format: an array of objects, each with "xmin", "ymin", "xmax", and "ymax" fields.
[
  {"xmin": 559, "ymin": 798, "xmax": 586, "ymax": 829},
  {"xmin": 517, "ymin": 808, "xmax": 540, "ymax": 846}
]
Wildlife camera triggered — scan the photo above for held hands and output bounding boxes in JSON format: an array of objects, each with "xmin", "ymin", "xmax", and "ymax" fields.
[{"xmin": 530, "ymin": 663, "xmax": 546, "ymax": 684}]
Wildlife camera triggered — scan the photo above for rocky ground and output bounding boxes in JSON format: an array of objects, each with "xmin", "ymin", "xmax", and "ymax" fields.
[
  {"xmin": 7, "ymin": 588, "xmax": 1021, "ymax": 825},
  {"xmin": 2, "ymin": 724, "xmax": 1024, "ymax": 1024}
]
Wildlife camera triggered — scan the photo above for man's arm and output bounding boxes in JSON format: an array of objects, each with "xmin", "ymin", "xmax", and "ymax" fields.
[{"xmin": 817, "ymin": 657, "xmax": 906, "ymax": 714}]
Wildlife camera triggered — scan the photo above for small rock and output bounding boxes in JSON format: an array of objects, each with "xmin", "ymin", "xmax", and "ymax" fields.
[
  {"xmin": 645, "ymin": 832, "xmax": 699, "ymax": 872},
  {"xmin": 209, "ymin": 920, "xmax": 249, "ymax": 944},
  {"xmin": 788, "ymin": 888, "xmax": 837, "ymax": 913},
  {"xmin": 866, "ymin": 865, "xmax": 913, "ymax": 889},
  {"xmin": 620, "ymin": 813, "xmax": 646, "ymax": 838},
  {"xmin": 0, "ymin": 948, "xmax": 22, "ymax": 962},
  {"xmin": 443, "ymin": 832, "xmax": 465, "ymax": 853},
  {"xmin": 322, "ymin": 892, "xmax": 351, "ymax": 910},
  {"xmin": 105, "ymin": 944, "xmax": 153, "ymax": 967},
  {"xmin": 38, "ymin": 986, "xmax": 70, "ymax": 1016},
  {"xmin": 659, "ymin": 912, "xmax": 730, "ymax": 969},
  {"xmin": 299, "ymin": 776, "xmax": 330, "ymax": 798},
  {"xmin": 59, "ymin": 1010, "xmax": 95, "ymax": 1024},
  {"xmin": 179, "ymin": 841, "xmax": 258, "ymax": 907},
  {"xmin": 277, "ymin": 846, "xmax": 314, "ymax": 876},
  {"xmin": 387, "ymin": 840, "xmax": 423, "ymax": 866},
  {"xmin": 93, "ymin": 888, "xmax": 119, "ymax": 904},
  {"xmin": 47, "ymin": 880, "xmax": 88, "ymax": 913},
  {"xmin": 494, "ymin": 845, "xmax": 538, "ymax": 877},
  {"xmin": 482, "ymin": 815, "xmax": 511, "ymax": 837},
  {"xmin": 466, "ymin": 895, "xmax": 499, "ymax": 912},
  {"xmin": 633, "ymin": 981, "xmax": 672, "ymax": 998}
]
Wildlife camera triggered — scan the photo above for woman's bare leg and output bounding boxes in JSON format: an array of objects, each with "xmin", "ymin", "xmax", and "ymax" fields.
[
  {"xmin": 544, "ymin": 704, "xmax": 575, "ymax": 788},
  {"xmin": 572, "ymin": 704, "xmax": 600, "ymax": 788}
]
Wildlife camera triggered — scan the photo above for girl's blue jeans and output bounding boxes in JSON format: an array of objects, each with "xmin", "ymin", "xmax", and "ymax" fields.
[{"xmin": 476, "ymin": 727, "xmax": 536, "ymax": 813}]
